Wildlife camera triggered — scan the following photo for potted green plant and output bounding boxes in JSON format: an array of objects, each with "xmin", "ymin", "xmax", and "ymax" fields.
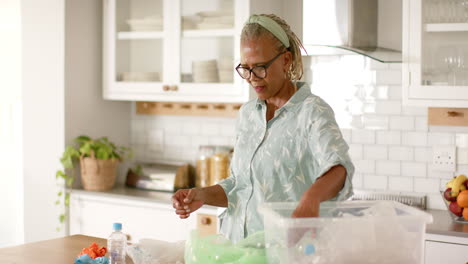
[{"xmin": 55, "ymin": 135, "xmax": 131, "ymax": 229}]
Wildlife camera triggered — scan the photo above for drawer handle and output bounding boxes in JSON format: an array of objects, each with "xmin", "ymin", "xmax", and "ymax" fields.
[
  {"xmin": 201, "ymin": 217, "xmax": 211, "ymax": 225},
  {"xmin": 163, "ymin": 85, "xmax": 170, "ymax": 91}
]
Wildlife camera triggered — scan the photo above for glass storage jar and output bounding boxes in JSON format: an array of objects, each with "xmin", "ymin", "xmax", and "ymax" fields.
[
  {"xmin": 209, "ymin": 146, "xmax": 232, "ymax": 186},
  {"xmin": 195, "ymin": 145, "xmax": 215, "ymax": 188}
]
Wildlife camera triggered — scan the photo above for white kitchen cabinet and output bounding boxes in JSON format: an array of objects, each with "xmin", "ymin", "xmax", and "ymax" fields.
[
  {"xmin": 103, "ymin": 0, "xmax": 289, "ymax": 103},
  {"xmin": 425, "ymin": 233, "xmax": 468, "ymax": 264},
  {"xmin": 402, "ymin": 0, "xmax": 468, "ymax": 107},
  {"xmin": 69, "ymin": 191, "xmax": 219, "ymax": 242}
]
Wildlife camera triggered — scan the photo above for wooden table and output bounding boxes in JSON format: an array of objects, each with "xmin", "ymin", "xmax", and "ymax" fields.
[{"xmin": 0, "ymin": 235, "xmax": 134, "ymax": 264}]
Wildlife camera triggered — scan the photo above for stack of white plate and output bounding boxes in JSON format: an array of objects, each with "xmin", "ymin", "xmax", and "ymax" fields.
[
  {"xmin": 195, "ymin": 10, "xmax": 234, "ymax": 29},
  {"xmin": 126, "ymin": 15, "xmax": 163, "ymax": 31},
  {"xmin": 182, "ymin": 16, "xmax": 201, "ymax": 30},
  {"xmin": 218, "ymin": 57, "xmax": 233, "ymax": 83},
  {"xmin": 192, "ymin": 60, "xmax": 219, "ymax": 83}
]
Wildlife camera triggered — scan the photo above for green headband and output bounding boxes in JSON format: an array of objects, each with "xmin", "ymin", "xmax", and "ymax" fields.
[{"xmin": 245, "ymin": 15, "xmax": 290, "ymax": 48}]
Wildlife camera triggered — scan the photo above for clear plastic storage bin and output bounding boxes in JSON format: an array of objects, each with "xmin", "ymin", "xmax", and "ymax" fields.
[{"xmin": 259, "ymin": 201, "xmax": 433, "ymax": 264}]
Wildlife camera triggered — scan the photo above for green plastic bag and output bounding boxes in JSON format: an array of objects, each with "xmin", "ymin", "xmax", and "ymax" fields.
[{"xmin": 184, "ymin": 230, "xmax": 267, "ymax": 264}]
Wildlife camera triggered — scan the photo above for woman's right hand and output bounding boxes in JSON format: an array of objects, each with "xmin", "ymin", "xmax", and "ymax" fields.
[{"xmin": 172, "ymin": 188, "xmax": 205, "ymax": 219}]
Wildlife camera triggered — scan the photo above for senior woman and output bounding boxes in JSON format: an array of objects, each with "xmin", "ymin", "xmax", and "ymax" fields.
[{"xmin": 172, "ymin": 14, "xmax": 354, "ymax": 243}]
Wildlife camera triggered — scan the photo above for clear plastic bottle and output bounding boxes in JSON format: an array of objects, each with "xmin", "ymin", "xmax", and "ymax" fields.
[{"xmin": 108, "ymin": 222, "xmax": 127, "ymax": 264}]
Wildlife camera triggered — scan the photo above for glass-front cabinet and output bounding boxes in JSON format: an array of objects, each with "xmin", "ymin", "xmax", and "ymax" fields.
[
  {"xmin": 403, "ymin": 0, "xmax": 468, "ymax": 107},
  {"xmin": 103, "ymin": 0, "xmax": 269, "ymax": 103}
]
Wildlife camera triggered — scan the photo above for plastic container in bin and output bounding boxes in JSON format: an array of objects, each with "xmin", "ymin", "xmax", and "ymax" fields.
[{"xmin": 259, "ymin": 200, "xmax": 433, "ymax": 264}]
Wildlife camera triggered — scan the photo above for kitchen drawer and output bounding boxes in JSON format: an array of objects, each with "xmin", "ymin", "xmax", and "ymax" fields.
[
  {"xmin": 425, "ymin": 240, "xmax": 468, "ymax": 264},
  {"xmin": 196, "ymin": 213, "xmax": 218, "ymax": 237},
  {"xmin": 70, "ymin": 191, "xmax": 219, "ymax": 242}
]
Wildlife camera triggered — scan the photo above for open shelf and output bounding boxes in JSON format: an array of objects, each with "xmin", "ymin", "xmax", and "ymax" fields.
[
  {"xmin": 425, "ymin": 23, "xmax": 468, "ymax": 32},
  {"xmin": 182, "ymin": 29, "xmax": 235, "ymax": 38},
  {"xmin": 117, "ymin": 31, "xmax": 164, "ymax": 40}
]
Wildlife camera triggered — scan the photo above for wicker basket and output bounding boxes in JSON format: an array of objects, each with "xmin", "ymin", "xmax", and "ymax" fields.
[{"xmin": 80, "ymin": 156, "xmax": 119, "ymax": 191}]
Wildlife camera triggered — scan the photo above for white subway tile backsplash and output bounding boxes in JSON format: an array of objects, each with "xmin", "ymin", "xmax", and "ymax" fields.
[
  {"xmin": 414, "ymin": 147, "xmax": 431, "ymax": 162},
  {"xmin": 349, "ymin": 144, "xmax": 363, "ymax": 160},
  {"xmin": 401, "ymin": 105, "xmax": 427, "ymax": 116},
  {"xmin": 190, "ymin": 135, "xmax": 211, "ymax": 148},
  {"xmin": 414, "ymin": 178, "xmax": 439, "ymax": 193},
  {"xmin": 387, "ymin": 85, "xmax": 402, "ymax": 100},
  {"xmin": 376, "ymin": 131, "xmax": 401, "ymax": 145},
  {"xmin": 401, "ymin": 162, "xmax": 427, "ymax": 177},
  {"xmin": 427, "ymin": 132, "xmax": 455, "ymax": 146},
  {"xmin": 375, "ymin": 70, "xmax": 402, "ymax": 85},
  {"xmin": 351, "ymin": 129, "xmax": 375, "ymax": 144},
  {"xmin": 402, "ymin": 132, "xmax": 427, "ymax": 146},
  {"xmin": 364, "ymin": 145, "xmax": 388, "ymax": 160},
  {"xmin": 181, "ymin": 121, "xmax": 201, "ymax": 136},
  {"xmin": 363, "ymin": 175, "xmax": 388, "ymax": 190},
  {"xmin": 201, "ymin": 123, "xmax": 220, "ymax": 136},
  {"xmin": 352, "ymin": 173, "xmax": 363, "ymax": 188},
  {"xmin": 456, "ymin": 133, "xmax": 468, "ymax": 148},
  {"xmin": 388, "ymin": 176, "xmax": 413, "ymax": 192},
  {"xmin": 414, "ymin": 117, "xmax": 428, "ymax": 131},
  {"xmin": 164, "ymin": 135, "xmax": 191, "ymax": 147},
  {"xmin": 208, "ymin": 136, "xmax": 234, "ymax": 146},
  {"xmin": 427, "ymin": 164, "xmax": 455, "ymax": 179},
  {"xmin": 219, "ymin": 122, "xmax": 236, "ymax": 137},
  {"xmin": 375, "ymin": 101, "xmax": 402, "ymax": 115},
  {"xmin": 354, "ymin": 160, "xmax": 375, "ymax": 174},
  {"xmin": 362, "ymin": 115, "xmax": 389, "ymax": 130},
  {"xmin": 147, "ymin": 129, "xmax": 164, "ymax": 147},
  {"xmin": 389, "ymin": 116, "xmax": 414, "ymax": 131},
  {"xmin": 389, "ymin": 146, "xmax": 414, "ymax": 161},
  {"xmin": 456, "ymin": 148, "xmax": 468, "ymax": 165},
  {"xmin": 376, "ymin": 160, "xmax": 400, "ymax": 175}
]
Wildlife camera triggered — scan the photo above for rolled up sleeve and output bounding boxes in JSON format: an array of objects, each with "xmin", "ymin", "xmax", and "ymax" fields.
[{"xmin": 309, "ymin": 99, "xmax": 354, "ymax": 201}]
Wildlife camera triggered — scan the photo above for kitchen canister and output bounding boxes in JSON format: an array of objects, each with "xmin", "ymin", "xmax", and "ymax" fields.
[
  {"xmin": 195, "ymin": 146, "xmax": 215, "ymax": 188},
  {"xmin": 209, "ymin": 146, "xmax": 232, "ymax": 186}
]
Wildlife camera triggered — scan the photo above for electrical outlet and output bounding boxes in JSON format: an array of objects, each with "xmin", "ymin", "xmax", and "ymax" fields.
[{"xmin": 432, "ymin": 146, "xmax": 456, "ymax": 171}]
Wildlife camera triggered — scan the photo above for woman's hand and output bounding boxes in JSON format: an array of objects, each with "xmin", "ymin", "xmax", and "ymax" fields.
[
  {"xmin": 172, "ymin": 188, "xmax": 205, "ymax": 219},
  {"xmin": 291, "ymin": 196, "xmax": 320, "ymax": 218}
]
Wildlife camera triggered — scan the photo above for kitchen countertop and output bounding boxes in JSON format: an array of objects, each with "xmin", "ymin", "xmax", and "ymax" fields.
[
  {"xmin": 426, "ymin": 209, "xmax": 468, "ymax": 238},
  {"xmin": 0, "ymin": 235, "xmax": 134, "ymax": 264},
  {"xmin": 72, "ymin": 186, "xmax": 468, "ymax": 239}
]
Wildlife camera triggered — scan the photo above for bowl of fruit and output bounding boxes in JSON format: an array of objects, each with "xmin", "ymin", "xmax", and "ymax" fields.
[{"xmin": 441, "ymin": 174, "xmax": 468, "ymax": 223}]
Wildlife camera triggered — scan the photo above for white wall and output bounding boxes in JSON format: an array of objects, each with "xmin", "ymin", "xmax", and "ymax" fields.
[
  {"xmin": 21, "ymin": 0, "xmax": 66, "ymax": 242},
  {"xmin": 65, "ymin": 0, "xmax": 131, "ymax": 187},
  {"xmin": 0, "ymin": 0, "xmax": 23, "ymax": 248}
]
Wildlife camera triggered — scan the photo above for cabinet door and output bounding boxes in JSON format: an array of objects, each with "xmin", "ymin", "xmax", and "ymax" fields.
[
  {"xmin": 403, "ymin": 0, "xmax": 468, "ymax": 107},
  {"xmin": 70, "ymin": 195, "xmax": 197, "ymax": 242},
  {"xmin": 103, "ymin": 0, "xmax": 251, "ymax": 103},
  {"xmin": 425, "ymin": 240, "xmax": 468, "ymax": 264},
  {"xmin": 103, "ymin": 0, "xmax": 172, "ymax": 100}
]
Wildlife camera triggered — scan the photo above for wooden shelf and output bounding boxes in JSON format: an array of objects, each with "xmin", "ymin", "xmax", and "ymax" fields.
[
  {"xmin": 425, "ymin": 23, "xmax": 468, "ymax": 32},
  {"xmin": 136, "ymin": 101, "xmax": 241, "ymax": 117},
  {"xmin": 428, "ymin": 107, "xmax": 468, "ymax": 126},
  {"xmin": 117, "ymin": 31, "xmax": 164, "ymax": 40}
]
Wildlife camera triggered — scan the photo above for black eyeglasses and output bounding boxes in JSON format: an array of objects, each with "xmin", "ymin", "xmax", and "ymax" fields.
[{"xmin": 235, "ymin": 51, "xmax": 286, "ymax": 79}]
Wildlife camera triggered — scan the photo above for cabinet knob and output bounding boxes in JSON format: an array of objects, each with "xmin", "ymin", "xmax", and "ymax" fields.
[
  {"xmin": 170, "ymin": 85, "xmax": 178, "ymax": 91},
  {"xmin": 163, "ymin": 85, "xmax": 170, "ymax": 91},
  {"xmin": 201, "ymin": 217, "xmax": 211, "ymax": 225}
]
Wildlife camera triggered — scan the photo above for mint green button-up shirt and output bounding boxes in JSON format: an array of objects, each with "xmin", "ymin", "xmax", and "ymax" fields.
[{"xmin": 217, "ymin": 82, "xmax": 354, "ymax": 243}]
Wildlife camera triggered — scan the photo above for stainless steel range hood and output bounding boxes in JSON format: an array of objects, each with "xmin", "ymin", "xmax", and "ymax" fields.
[{"xmin": 302, "ymin": 0, "xmax": 402, "ymax": 63}]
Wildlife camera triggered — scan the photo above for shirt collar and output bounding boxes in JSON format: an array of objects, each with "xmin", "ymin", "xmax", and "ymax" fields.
[{"xmin": 255, "ymin": 82, "xmax": 311, "ymax": 112}]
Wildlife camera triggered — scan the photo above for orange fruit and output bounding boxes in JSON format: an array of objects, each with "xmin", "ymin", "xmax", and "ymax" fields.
[
  {"xmin": 457, "ymin": 190, "xmax": 468, "ymax": 208},
  {"xmin": 464, "ymin": 207, "xmax": 468, "ymax": 221}
]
